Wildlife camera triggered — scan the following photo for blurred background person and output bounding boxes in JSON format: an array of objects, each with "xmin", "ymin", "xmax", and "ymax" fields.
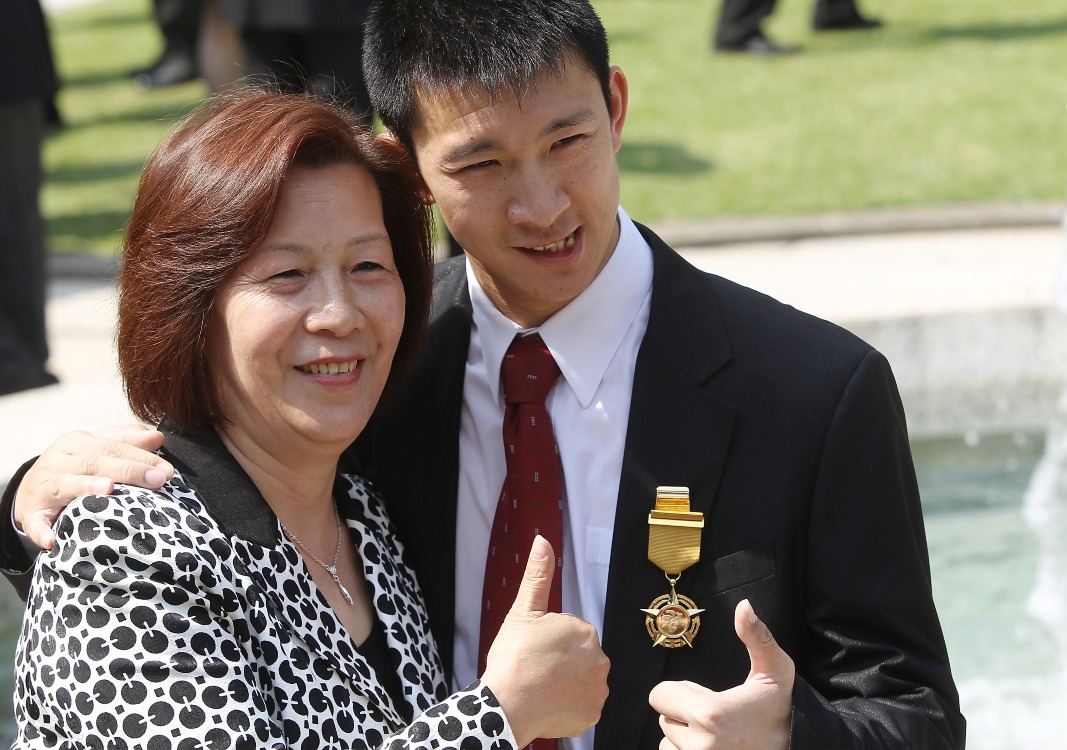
[
  {"xmin": 133, "ymin": 0, "xmax": 203, "ymax": 88},
  {"xmin": 221, "ymin": 0, "xmax": 375, "ymax": 123},
  {"xmin": 0, "ymin": 0, "xmax": 60, "ymax": 397},
  {"xmin": 714, "ymin": 0, "xmax": 881, "ymax": 55}
]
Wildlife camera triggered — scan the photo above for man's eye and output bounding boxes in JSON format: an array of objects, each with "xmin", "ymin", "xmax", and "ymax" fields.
[
  {"xmin": 556, "ymin": 134, "xmax": 583, "ymax": 147},
  {"xmin": 463, "ymin": 159, "xmax": 497, "ymax": 171}
]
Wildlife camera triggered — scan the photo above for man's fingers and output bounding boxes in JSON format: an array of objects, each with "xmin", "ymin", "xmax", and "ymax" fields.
[
  {"xmin": 734, "ymin": 599, "xmax": 795, "ymax": 684},
  {"xmin": 649, "ymin": 680, "xmax": 705, "ymax": 722},
  {"xmin": 651, "ymin": 682, "xmax": 711, "ymax": 750},
  {"xmin": 21, "ymin": 513, "xmax": 59, "ymax": 551},
  {"xmin": 13, "ymin": 428, "xmax": 175, "ymax": 546},
  {"xmin": 509, "ymin": 535, "xmax": 555, "ymax": 616},
  {"xmin": 16, "ymin": 473, "xmax": 116, "ymax": 548},
  {"xmin": 57, "ymin": 431, "xmax": 173, "ymax": 488},
  {"xmin": 90, "ymin": 424, "xmax": 167, "ymax": 452},
  {"xmin": 73, "ymin": 452, "xmax": 170, "ymax": 490}
]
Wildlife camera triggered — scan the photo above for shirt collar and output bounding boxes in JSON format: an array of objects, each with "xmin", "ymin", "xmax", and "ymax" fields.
[{"xmin": 468, "ymin": 207, "xmax": 654, "ymax": 407}]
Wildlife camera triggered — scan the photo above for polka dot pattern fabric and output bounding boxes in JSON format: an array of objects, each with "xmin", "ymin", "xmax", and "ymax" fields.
[{"xmin": 13, "ymin": 468, "xmax": 517, "ymax": 750}]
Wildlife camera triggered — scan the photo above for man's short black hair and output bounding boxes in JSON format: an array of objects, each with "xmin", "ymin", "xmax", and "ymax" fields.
[{"xmin": 364, "ymin": 0, "xmax": 612, "ymax": 153}]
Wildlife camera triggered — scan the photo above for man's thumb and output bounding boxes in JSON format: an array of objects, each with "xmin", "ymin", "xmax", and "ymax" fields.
[
  {"xmin": 509, "ymin": 535, "xmax": 556, "ymax": 616},
  {"xmin": 734, "ymin": 599, "xmax": 794, "ymax": 683}
]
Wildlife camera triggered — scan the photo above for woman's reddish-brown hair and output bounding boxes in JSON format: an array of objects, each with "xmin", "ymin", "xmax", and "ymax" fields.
[{"xmin": 117, "ymin": 88, "xmax": 434, "ymax": 431}]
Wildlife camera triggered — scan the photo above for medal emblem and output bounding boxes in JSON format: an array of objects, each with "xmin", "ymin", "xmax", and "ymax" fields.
[
  {"xmin": 642, "ymin": 486, "xmax": 705, "ymax": 648},
  {"xmin": 641, "ymin": 577, "xmax": 705, "ymax": 648}
]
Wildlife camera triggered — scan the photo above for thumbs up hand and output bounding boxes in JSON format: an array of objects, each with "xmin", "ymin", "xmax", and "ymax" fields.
[
  {"xmin": 481, "ymin": 536, "xmax": 610, "ymax": 747},
  {"xmin": 649, "ymin": 600, "xmax": 793, "ymax": 750}
]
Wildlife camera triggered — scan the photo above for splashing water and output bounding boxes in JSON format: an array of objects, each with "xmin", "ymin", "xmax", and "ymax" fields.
[{"xmin": 957, "ymin": 212, "xmax": 1067, "ymax": 749}]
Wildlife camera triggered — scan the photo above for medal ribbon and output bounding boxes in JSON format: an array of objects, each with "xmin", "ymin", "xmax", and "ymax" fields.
[{"xmin": 647, "ymin": 486, "xmax": 704, "ymax": 575}]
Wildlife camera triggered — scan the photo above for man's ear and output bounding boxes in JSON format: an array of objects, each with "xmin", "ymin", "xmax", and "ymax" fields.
[
  {"xmin": 374, "ymin": 131, "xmax": 436, "ymax": 205},
  {"xmin": 607, "ymin": 65, "xmax": 629, "ymax": 154}
]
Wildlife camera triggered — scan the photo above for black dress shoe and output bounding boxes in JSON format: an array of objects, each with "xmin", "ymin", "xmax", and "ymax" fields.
[
  {"xmin": 716, "ymin": 33, "xmax": 799, "ymax": 56},
  {"xmin": 0, "ymin": 369, "xmax": 58, "ymax": 398},
  {"xmin": 814, "ymin": 14, "xmax": 883, "ymax": 31}
]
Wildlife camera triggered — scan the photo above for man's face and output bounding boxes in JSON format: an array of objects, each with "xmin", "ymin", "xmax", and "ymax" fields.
[{"xmin": 410, "ymin": 60, "xmax": 628, "ymax": 327}]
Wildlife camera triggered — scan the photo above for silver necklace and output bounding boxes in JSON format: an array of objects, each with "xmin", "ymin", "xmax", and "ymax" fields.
[{"xmin": 281, "ymin": 505, "xmax": 354, "ymax": 605}]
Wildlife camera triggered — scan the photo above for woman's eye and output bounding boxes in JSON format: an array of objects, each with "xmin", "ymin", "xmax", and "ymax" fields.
[
  {"xmin": 269, "ymin": 269, "xmax": 302, "ymax": 280},
  {"xmin": 354, "ymin": 261, "xmax": 383, "ymax": 272}
]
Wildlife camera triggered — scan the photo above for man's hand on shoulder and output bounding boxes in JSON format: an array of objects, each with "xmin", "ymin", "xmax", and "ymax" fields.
[
  {"xmin": 14, "ymin": 424, "xmax": 174, "ymax": 549},
  {"xmin": 649, "ymin": 599, "xmax": 793, "ymax": 750}
]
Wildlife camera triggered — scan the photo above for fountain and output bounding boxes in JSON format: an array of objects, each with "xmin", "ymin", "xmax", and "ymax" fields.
[{"xmin": 939, "ymin": 214, "xmax": 1067, "ymax": 749}]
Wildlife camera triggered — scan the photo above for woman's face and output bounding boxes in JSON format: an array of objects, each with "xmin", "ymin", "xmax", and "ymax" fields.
[{"xmin": 205, "ymin": 163, "xmax": 406, "ymax": 456}]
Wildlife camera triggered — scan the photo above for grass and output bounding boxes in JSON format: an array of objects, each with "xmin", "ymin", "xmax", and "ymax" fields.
[
  {"xmin": 602, "ymin": 0, "xmax": 1067, "ymax": 221},
  {"xmin": 43, "ymin": 0, "xmax": 210, "ymax": 255},
  {"xmin": 41, "ymin": 0, "xmax": 1067, "ymax": 256}
]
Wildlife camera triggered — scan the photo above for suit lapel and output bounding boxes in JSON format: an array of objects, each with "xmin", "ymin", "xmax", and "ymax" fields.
[
  {"xmin": 596, "ymin": 226, "xmax": 737, "ymax": 750},
  {"xmin": 366, "ymin": 257, "xmax": 472, "ymax": 678}
]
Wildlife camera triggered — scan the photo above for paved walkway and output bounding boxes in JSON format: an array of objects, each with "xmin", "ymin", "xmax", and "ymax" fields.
[
  {"xmin": 40, "ymin": 0, "xmax": 103, "ymax": 14},
  {"xmin": 2, "ymin": 219, "xmax": 1065, "ymax": 484}
]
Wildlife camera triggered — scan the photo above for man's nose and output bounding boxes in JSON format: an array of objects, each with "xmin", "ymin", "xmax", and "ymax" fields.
[{"xmin": 506, "ymin": 165, "xmax": 570, "ymax": 229}]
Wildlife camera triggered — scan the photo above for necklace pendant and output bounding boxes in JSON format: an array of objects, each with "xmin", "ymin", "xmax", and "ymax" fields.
[
  {"xmin": 335, "ymin": 578, "xmax": 355, "ymax": 605},
  {"xmin": 281, "ymin": 505, "xmax": 354, "ymax": 606}
]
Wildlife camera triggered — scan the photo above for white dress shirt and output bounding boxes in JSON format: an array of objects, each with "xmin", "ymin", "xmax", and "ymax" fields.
[{"xmin": 454, "ymin": 208, "xmax": 654, "ymax": 750}]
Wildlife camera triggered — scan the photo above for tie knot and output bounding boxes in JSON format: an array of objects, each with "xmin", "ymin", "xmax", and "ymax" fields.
[{"xmin": 502, "ymin": 334, "xmax": 560, "ymax": 405}]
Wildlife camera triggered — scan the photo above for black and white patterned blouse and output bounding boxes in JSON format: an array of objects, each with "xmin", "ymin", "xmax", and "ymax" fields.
[{"xmin": 12, "ymin": 425, "xmax": 517, "ymax": 750}]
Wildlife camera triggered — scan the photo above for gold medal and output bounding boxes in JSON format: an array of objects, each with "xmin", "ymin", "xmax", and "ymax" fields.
[
  {"xmin": 641, "ymin": 576, "xmax": 705, "ymax": 648},
  {"xmin": 642, "ymin": 486, "xmax": 705, "ymax": 648}
]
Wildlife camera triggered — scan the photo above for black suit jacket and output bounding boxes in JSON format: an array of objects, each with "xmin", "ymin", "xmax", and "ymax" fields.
[{"xmin": 352, "ymin": 223, "xmax": 965, "ymax": 750}]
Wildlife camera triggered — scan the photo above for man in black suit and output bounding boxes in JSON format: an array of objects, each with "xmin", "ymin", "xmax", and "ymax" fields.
[
  {"xmin": 3, "ymin": 1, "xmax": 963, "ymax": 749},
  {"xmin": 715, "ymin": 0, "xmax": 881, "ymax": 55},
  {"xmin": 0, "ymin": 0, "xmax": 59, "ymax": 396}
]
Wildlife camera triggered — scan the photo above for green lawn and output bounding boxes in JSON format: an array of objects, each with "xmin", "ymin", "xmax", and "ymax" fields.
[
  {"xmin": 602, "ymin": 0, "xmax": 1067, "ymax": 222},
  {"xmin": 43, "ymin": 0, "xmax": 210, "ymax": 255},
  {"xmin": 42, "ymin": 0, "xmax": 1067, "ymax": 255}
]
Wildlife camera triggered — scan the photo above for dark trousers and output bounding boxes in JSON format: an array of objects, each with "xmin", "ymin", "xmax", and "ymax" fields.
[
  {"xmin": 239, "ymin": 27, "xmax": 372, "ymax": 122},
  {"xmin": 153, "ymin": 0, "xmax": 202, "ymax": 60},
  {"xmin": 715, "ymin": 0, "xmax": 864, "ymax": 46},
  {"xmin": 0, "ymin": 98, "xmax": 49, "ymax": 374}
]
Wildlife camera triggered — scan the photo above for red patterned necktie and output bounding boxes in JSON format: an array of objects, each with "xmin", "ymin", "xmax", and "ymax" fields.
[{"xmin": 479, "ymin": 333, "xmax": 563, "ymax": 750}]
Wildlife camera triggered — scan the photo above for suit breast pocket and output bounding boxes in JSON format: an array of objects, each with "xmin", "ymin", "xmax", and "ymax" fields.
[{"xmin": 689, "ymin": 541, "xmax": 776, "ymax": 600}]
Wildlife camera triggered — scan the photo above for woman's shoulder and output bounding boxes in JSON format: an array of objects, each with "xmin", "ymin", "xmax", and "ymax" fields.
[
  {"xmin": 39, "ymin": 468, "xmax": 238, "ymax": 606},
  {"xmin": 52, "ymin": 468, "xmax": 222, "ymax": 558},
  {"xmin": 60, "ymin": 468, "xmax": 206, "ymax": 523}
]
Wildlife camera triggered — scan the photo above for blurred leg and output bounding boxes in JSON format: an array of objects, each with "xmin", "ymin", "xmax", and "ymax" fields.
[
  {"xmin": 237, "ymin": 28, "xmax": 303, "ymax": 90},
  {"xmin": 714, "ymin": 0, "xmax": 777, "ymax": 48},
  {"xmin": 813, "ymin": 0, "xmax": 881, "ymax": 30},
  {"xmin": 135, "ymin": 0, "xmax": 203, "ymax": 88},
  {"xmin": 0, "ymin": 98, "xmax": 57, "ymax": 394},
  {"xmin": 296, "ymin": 28, "xmax": 373, "ymax": 125}
]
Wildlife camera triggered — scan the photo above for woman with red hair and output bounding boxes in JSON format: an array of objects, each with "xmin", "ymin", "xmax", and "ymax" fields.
[{"xmin": 11, "ymin": 88, "xmax": 608, "ymax": 750}]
